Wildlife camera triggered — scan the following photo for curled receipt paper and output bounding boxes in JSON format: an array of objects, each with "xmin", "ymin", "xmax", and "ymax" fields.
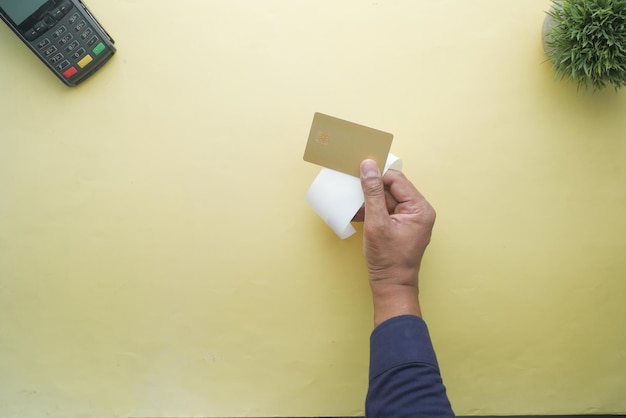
[{"xmin": 306, "ymin": 153, "xmax": 402, "ymax": 239}]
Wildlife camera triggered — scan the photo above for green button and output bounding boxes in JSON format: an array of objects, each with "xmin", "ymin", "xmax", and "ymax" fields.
[{"xmin": 92, "ymin": 42, "xmax": 106, "ymax": 56}]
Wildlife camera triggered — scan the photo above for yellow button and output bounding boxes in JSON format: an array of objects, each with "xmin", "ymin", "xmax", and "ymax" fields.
[{"xmin": 78, "ymin": 55, "xmax": 93, "ymax": 68}]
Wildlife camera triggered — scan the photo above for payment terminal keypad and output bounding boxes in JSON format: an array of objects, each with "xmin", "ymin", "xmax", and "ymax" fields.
[{"xmin": 25, "ymin": 0, "xmax": 111, "ymax": 81}]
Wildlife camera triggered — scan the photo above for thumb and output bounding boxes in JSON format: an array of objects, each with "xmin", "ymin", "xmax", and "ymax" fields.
[{"xmin": 360, "ymin": 160, "xmax": 388, "ymax": 222}]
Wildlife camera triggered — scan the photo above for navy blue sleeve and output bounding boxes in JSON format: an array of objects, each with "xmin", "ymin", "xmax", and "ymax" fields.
[{"xmin": 366, "ymin": 315, "xmax": 454, "ymax": 418}]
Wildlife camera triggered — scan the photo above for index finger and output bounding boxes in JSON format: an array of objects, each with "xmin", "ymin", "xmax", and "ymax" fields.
[{"xmin": 382, "ymin": 169, "xmax": 425, "ymax": 205}]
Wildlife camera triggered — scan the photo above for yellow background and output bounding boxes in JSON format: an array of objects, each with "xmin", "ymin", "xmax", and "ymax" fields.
[{"xmin": 1, "ymin": 0, "xmax": 625, "ymax": 416}]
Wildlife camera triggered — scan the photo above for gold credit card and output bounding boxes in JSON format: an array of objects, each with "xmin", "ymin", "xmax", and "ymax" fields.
[{"xmin": 303, "ymin": 112, "xmax": 393, "ymax": 177}]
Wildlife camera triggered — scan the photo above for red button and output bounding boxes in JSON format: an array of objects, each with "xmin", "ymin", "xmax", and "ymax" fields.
[{"xmin": 63, "ymin": 66, "xmax": 78, "ymax": 78}]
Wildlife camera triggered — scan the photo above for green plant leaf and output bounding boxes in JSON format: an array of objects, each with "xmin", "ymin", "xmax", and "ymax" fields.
[{"xmin": 545, "ymin": 0, "xmax": 626, "ymax": 90}]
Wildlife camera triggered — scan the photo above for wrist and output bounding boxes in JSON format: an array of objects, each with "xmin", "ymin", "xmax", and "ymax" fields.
[
  {"xmin": 368, "ymin": 265, "xmax": 419, "ymax": 287},
  {"xmin": 370, "ymin": 282, "xmax": 421, "ymax": 327}
]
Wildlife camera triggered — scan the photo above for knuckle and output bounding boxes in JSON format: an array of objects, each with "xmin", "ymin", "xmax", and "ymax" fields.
[
  {"xmin": 426, "ymin": 203, "xmax": 436, "ymax": 223},
  {"xmin": 363, "ymin": 178, "xmax": 385, "ymax": 197}
]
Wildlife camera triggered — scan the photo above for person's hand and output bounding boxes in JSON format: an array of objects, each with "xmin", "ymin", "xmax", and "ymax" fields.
[{"xmin": 356, "ymin": 159, "xmax": 436, "ymax": 326}]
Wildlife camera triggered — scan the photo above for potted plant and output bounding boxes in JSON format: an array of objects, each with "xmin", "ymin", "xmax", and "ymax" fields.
[{"xmin": 542, "ymin": 0, "xmax": 626, "ymax": 91}]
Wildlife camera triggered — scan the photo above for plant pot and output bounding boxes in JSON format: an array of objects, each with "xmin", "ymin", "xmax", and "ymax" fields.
[{"xmin": 542, "ymin": 6, "xmax": 556, "ymax": 55}]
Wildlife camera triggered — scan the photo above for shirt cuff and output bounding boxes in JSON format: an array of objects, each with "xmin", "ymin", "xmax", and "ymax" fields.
[{"xmin": 369, "ymin": 314, "xmax": 440, "ymax": 382}]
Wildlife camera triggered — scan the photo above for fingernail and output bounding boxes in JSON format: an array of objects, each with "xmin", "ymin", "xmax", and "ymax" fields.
[{"xmin": 361, "ymin": 160, "xmax": 380, "ymax": 179}]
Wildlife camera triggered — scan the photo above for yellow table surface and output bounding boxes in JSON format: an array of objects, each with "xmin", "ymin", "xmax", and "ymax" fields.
[{"xmin": 1, "ymin": 0, "xmax": 625, "ymax": 416}]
